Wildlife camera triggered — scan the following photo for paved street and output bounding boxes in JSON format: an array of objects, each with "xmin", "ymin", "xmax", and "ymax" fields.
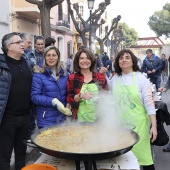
[{"xmin": 154, "ymin": 89, "xmax": 170, "ymax": 170}]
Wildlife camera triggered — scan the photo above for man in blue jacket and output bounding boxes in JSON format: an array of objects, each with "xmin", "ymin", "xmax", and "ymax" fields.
[
  {"xmin": 0, "ymin": 32, "xmax": 32, "ymax": 170},
  {"xmin": 105, "ymin": 57, "xmax": 115, "ymax": 78},
  {"xmin": 141, "ymin": 49, "xmax": 162, "ymax": 91}
]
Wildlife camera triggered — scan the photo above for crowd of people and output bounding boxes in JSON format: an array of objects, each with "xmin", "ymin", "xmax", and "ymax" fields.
[{"xmin": 1, "ymin": 31, "xmax": 170, "ymax": 170}]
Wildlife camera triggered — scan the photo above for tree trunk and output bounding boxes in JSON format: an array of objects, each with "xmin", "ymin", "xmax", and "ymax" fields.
[
  {"xmin": 99, "ymin": 41, "xmax": 104, "ymax": 52},
  {"xmin": 39, "ymin": 3, "xmax": 51, "ymax": 38},
  {"xmin": 81, "ymin": 34, "xmax": 87, "ymax": 47}
]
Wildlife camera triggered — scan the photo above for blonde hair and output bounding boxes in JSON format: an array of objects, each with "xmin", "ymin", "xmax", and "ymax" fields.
[{"xmin": 33, "ymin": 46, "xmax": 65, "ymax": 76}]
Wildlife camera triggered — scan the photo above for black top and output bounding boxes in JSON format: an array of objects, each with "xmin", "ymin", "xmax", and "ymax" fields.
[{"xmin": 4, "ymin": 56, "xmax": 32, "ymax": 116}]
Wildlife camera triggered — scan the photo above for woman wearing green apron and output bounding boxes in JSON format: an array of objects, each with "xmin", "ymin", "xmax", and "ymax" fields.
[
  {"xmin": 66, "ymin": 48, "xmax": 107, "ymax": 121},
  {"xmin": 102, "ymin": 49, "xmax": 157, "ymax": 170}
]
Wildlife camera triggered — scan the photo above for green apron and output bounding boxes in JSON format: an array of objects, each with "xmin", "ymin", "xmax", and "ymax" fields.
[
  {"xmin": 77, "ymin": 83, "xmax": 98, "ymax": 122},
  {"xmin": 112, "ymin": 72, "xmax": 153, "ymax": 165}
]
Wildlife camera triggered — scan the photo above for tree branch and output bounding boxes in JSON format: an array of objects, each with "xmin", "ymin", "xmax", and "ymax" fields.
[
  {"xmin": 73, "ymin": 3, "xmax": 86, "ymax": 29},
  {"xmin": 103, "ymin": 15, "xmax": 121, "ymax": 41},
  {"xmin": 48, "ymin": 0, "xmax": 64, "ymax": 9},
  {"xmin": 25, "ymin": 0, "xmax": 42, "ymax": 6},
  {"xmin": 67, "ymin": 0, "xmax": 81, "ymax": 33}
]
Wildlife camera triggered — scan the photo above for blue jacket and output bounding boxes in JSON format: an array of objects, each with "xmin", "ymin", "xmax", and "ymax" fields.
[
  {"xmin": 0, "ymin": 53, "xmax": 32, "ymax": 124},
  {"xmin": 31, "ymin": 67, "xmax": 68, "ymax": 128},
  {"xmin": 141, "ymin": 54, "xmax": 162, "ymax": 78},
  {"xmin": 27, "ymin": 49, "xmax": 44, "ymax": 67},
  {"xmin": 105, "ymin": 59, "xmax": 114, "ymax": 73}
]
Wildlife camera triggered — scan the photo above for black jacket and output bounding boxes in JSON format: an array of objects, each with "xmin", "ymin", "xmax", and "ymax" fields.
[
  {"xmin": 0, "ymin": 53, "xmax": 32, "ymax": 124},
  {"xmin": 155, "ymin": 101, "xmax": 170, "ymax": 125}
]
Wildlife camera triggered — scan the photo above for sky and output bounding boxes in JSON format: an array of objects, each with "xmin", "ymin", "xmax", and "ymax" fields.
[{"xmin": 94, "ymin": 0, "xmax": 169, "ymax": 38}]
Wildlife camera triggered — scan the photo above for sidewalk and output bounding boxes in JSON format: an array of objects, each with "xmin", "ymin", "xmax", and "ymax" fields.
[{"xmin": 10, "ymin": 147, "xmax": 41, "ymax": 170}]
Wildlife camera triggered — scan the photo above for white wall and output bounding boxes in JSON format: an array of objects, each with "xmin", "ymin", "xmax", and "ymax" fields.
[
  {"xmin": 0, "ymin": 0, "xmax": 11, "ymax": 53},
  {"xmin": 161, "ymin": 45, "xmax": 170, "ymax": 58}
]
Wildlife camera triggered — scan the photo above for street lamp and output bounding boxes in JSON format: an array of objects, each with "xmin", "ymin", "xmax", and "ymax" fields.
[{"xmin": 87, "ymin": 0, "xmax": 95, "ymax": 50}]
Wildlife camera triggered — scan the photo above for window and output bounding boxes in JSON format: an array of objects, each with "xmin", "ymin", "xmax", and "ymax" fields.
[
  {"xmin": 76, "ymin": 5, "xmax": 84, "ymax": 20},
  {"xmin": 67, "ymin": 42, "xmax": 71, "ymax": 57}
]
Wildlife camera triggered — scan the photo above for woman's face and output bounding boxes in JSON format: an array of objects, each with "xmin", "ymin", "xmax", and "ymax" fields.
[
  {"xmin": 35, "ymin": 39, "xmax": 45, "ymax": 53},
  {"xmin": 45, "ymin": 49, "xmax": 59, "ymax": 68},
  {"xmin": 79, "ymin": 52, "xmax": 92, "ymax": 70},
  {"xmin": 119, "ymin": 52, "xmax": 133, "ymax": 70}
]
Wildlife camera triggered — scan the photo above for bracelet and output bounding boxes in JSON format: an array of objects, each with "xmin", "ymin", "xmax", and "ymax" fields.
[{"xmin": 79, "ymin": 93, "xmax": 82, "ymax": 99}]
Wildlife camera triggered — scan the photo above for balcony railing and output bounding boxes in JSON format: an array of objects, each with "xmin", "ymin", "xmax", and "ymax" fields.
[{"xmin": 56, "ymin": 13, "xmax": 70, "ymax": 29}]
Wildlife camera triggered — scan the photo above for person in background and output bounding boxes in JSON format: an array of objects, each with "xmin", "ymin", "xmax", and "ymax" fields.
[
  {"xmin": 158, "ymin": 76, "xmax": 170, "ymax": 152},
  {"xmin": 31, "ymin": 46, "xmax": 71, "ymax": 129},
  {"xmin": 100, "ymin": 50, "xmax": 104, "ymax": 63},
  {"xmin": 45, "ymin": 37, "xmax": 56, "ymax": 48},
  {"xmin": 20, "ymin": 33, "xmax": 36, "ymax": 139},
  {"xmin": 20, "ymin": 33, "xmax": 32, "ymax": 56},
  {"xmin": 0, "ymin": 32, "xmax": 32, "ymax": 170},
  {"xmin": 102, "ymin": 52, "xmax": 109, "ymax": 67},
  {"xmin": 66, "ymin": 54, "xmax": 73, "ymax": 74},
  {"xmin": 28, "ymin": 35, "xmax": 45, "ymax": 66},
  {"xmin": 67, "ymin": 48, "xmax": 107, "ymax": 122},
  {"xmin": 168, "ymin": 56, "xmax": 170, "ymax": 73},
  {"xmin": 100, "ymin": 49, "xmax": 157, "ymax": 170},
  {"xmin": 95, "ymin": 53, "xmax": 102, "ymax": 72},
  {"xmin": 105, "ymin": 57, "xmax": 115, "ymax": 78},
  {"xmin": 161, "ymin": 53, "xmax": 168, "ymax": 84},
  {"xmin": 141, "ymin": 49, "xmax": 162, "ymax": 91}
]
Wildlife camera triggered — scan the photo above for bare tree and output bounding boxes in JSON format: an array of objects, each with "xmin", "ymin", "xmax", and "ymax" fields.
[
  {"xmin": 25, "ymin": 0, "xmax": 64, "ymax": 38},
  {"xmin": 110, "ymin": 25, "xmax": 123, "ymax": 57},
  {"xmin": 94, "ymin": 16, "xmax": 121, "ymax": 52},
  {"xmin": 67, "ymin": 0, "xmax": 121, "ymax": 50}
]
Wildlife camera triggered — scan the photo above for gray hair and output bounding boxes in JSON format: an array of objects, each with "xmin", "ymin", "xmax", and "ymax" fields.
[
  {"xmin": 1, "ymin": 32, "xmax": 19, "ymax": 53},
  {"xmin": 20, "ymin": 33, "xmax": 32, "ymax": 41}
]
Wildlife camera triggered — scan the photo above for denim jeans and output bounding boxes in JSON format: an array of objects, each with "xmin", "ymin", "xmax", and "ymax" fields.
[
  {"xmin": 150, "ymin": 76, "xmax": 161, "ymax": 91},
  {"xmin": 0, "ymin": 114, "xmax": 30, "ymax": 170}
]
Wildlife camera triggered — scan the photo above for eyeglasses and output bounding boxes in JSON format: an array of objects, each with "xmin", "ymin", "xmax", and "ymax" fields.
[{"xmin": 10, "ymin": 40, "xmax": 24, "ymax": 45}]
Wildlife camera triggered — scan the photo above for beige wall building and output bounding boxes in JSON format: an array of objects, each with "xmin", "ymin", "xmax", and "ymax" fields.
[
  {"xmin": 0, "ymin": 0, "xmax": 11, "ymax": 53},
  {"xmin": 11, "ymin": 0, "xmax": 40, "ymax": 37},
  {"xmin": 10, "ymin": 0, "xmax": 75, "ymax": 61}
]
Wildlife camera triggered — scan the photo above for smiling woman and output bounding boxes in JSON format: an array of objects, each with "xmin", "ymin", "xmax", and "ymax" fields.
[
  {"xmin": 66, "ymin": 48, "xmax": 108, "ymax": 122},
  {"xmin": 31, "ymin": 46, "xmax": 71, "ymax": 129},
  {"xmin": 106, "ymin": 49, "xmax": 157, "ymax": 170}
]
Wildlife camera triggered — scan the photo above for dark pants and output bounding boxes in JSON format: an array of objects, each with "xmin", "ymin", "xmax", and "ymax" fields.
[
  {"xmin": 150, "ymin": 76, "xmax": 161, "ymax": 91},
  {"xmin": 143, "ymin": 164, "xmax": 155, "ymax": 170},
  {"xmin": 0, "ymin": 114, "xmax": 30, "ymax": 170},
  {"xmin": 28, "ymin": 110, "xmax": 36, "ymax": 139}
]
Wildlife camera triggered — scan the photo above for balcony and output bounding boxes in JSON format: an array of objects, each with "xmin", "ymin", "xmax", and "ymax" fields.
[
  {"xmin": 13, "ymin": 7, "xmax": 40, "ymax": 19},
  {"xmin": 12, "ymin": 0, "xmax": 40, "ymax": 19},
  {"xmin": 56, "ymin": 20, "xmax": 70, "ymax": 29},
  {"xmin": 55, "ymin": 13, "xmax": 72, "ymax": 33}
]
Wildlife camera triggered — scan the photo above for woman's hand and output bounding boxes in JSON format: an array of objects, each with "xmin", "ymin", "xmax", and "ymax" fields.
[
  {"xmin": 99, "ymin": 65, "xmax": 109, "ymax": 75},
  {"xmin": 158, "ymin": 87, "xmax": 167, "ymax": 92},
  {"xmin": 81, "ymin": 92, "xmax": 93, "ymax": 100},
  {"xmin": 150, "ymin": 125, "xmax": 157, "ymax": 143}
]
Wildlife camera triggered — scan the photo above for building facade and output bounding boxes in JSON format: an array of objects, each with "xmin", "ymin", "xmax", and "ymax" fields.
[
  {"xmin": 0, "ymin": 0, "xmax": 11, "ymax": 53},
  {"xmin": 10, "ymin": 0, "xmax": 75, "ymax": 62}
]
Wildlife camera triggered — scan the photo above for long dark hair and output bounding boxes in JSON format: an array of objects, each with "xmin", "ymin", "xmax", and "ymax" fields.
[{"xmin": 114, "ymin": 49, "xmax": 141, "ymax": 75}]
